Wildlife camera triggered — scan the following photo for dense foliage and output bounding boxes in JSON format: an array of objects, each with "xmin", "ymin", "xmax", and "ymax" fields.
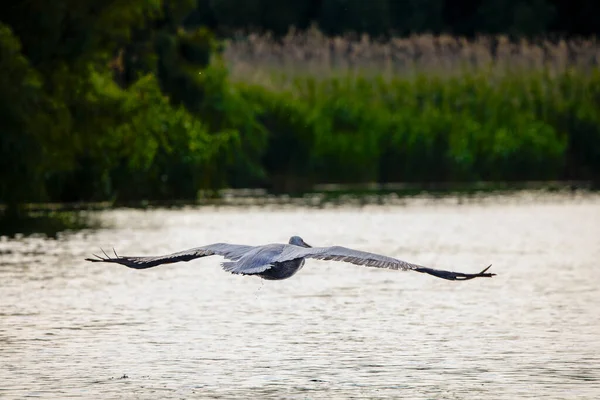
[
  {"xmin": 236, "ymin": 69, "xmax": 600, "ymax": 191},
  {"xmin": 1, "ymin": 1, "xmax": 599, "ymax": 215},
  {"xmin": 0, "ymin": 1, "xmax": 260, "ymax": 212}
]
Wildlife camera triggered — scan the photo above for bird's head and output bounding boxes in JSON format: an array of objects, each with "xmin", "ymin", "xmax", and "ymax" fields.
[{"xmin": 289, "ymin": 236, "xmax": 312, "ymax": 248}]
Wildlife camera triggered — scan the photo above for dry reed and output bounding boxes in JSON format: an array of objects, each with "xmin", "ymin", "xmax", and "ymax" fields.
[{"xmin": 222, "ymin": 27, "xmax": 600, "ymax": 86}]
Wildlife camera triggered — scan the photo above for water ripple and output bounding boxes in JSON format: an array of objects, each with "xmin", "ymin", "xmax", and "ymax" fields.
[{"xmin": 1, "ymin": 194, "xmax": 600, "ymax": 399}]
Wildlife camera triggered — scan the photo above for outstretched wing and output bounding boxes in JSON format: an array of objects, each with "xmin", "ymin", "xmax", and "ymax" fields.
[
  {"xmin": 275, "ymin": 245, "xmax": 495, "ymax": 281},
  {"xmin": 276, "ymin": 245, "xmax": 416, "ymax": 270},
  {"xmin": 85, "ymin": 243, "xmax": 255, "ymax": 270}
]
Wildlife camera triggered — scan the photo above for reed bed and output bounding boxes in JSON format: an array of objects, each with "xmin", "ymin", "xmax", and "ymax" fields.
[
  {"xmin": 216, "ymin": 30, "xmax": 600, "ymax": 189},
  {"xmin": 223, "ymin": 28, "xmax": 600, "ymax": 86}
]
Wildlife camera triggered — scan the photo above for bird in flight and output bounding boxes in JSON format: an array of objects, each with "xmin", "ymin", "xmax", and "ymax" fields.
[{"xmin": 86, "ymin": 236, "xmax": 495, "ymax": 281}]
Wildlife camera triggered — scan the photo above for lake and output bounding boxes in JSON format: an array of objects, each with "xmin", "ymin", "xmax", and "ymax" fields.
[{"xmin": 1, "ymin": 192, "xmax": 599, "ymax": 399}]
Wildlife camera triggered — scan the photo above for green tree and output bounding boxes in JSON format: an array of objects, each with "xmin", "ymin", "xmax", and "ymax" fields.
[
  {"xmin": 0, "ymin": 24, "xmax": 51, "ymax": 212},
  {"xmin": 0, "ymin": 1, "xmax": 191, "ymax": 210}
]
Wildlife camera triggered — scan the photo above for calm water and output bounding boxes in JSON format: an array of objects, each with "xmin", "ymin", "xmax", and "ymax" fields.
[{"xmin": 2, "ymin": 193, "xmax": 600, "ymax": 399}]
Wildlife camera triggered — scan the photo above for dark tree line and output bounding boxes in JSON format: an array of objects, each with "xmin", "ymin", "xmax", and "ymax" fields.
[{"xmin": 187, "ymin": 0, "xmax": 600, "ymax": 37}]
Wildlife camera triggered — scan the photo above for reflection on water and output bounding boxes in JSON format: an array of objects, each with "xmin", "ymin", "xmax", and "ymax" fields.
[
  {"xmin": 1, "ymin": 192, "xmax": 600, "ymax": 399},
  {"xmin": 0, "ymin": 210, "xmax": 99, "ymax": 238}
]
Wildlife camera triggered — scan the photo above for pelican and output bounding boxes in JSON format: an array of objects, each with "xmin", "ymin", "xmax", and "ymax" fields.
[{"xmin": 85, "ymin": 236, "xmax": 495, "ymax": 281}]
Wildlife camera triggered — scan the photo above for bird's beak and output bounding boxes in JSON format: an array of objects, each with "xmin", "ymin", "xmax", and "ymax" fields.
[{"xmin": 301, "ymin": 239, "xmax": 312, "ymax": 248}]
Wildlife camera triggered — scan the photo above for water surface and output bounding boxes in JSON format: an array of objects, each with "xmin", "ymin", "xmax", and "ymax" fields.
[{"xmin": 2, "ymin": 193, "xmax": 600, "ymax": 399}]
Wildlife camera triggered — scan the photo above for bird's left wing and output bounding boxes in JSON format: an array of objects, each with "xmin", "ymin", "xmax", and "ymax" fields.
[
  {"xmin": 276, "ymin": 245, "xmax": 495, "ymax": 281},
  {"xmin": 85, "ymin": 243, "xmax": 255, "ymax": 270},
  {"xmin": 276, "ymin": 245, "xmax": 414, "ymax": 269}
]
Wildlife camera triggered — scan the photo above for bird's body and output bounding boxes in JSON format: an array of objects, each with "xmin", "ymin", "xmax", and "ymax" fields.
[
  {"xmin": 86, "ymin": 236, "xmax": 495, "ymax": 281},
  {"xmin": 256, "ymin": 258, "xmax": 306, "ymax": 280},
  {"xmin": 220, "ymin": 242, "xmax": 307, "ymax": 280}
]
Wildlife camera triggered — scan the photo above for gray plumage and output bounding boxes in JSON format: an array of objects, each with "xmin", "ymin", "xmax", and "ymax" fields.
[{"xmin": 86, "ymin": 236, "xmax": 495, "ymax": 281}]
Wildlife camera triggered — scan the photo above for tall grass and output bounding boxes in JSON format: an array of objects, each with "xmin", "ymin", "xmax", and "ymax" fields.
[
  {"xmin": 224, "ymin": 28, "xmax": 600, "ymax": 85},
  {"xmin": 221, "ymin": 30, "xmax": 600, "ymax": 191}
]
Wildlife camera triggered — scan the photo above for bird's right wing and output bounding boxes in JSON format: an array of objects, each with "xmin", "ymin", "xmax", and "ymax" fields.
[
  {"xmin": 85, "ymin": 243, "xmax": 255, "ymax": 269},
  {"xmin": 277, "ymin": 245, "xmax": 416, "ymax": 270},
  {"xmin": 276, "ymin": 245, "xmax": 495, "ymax": 281}
]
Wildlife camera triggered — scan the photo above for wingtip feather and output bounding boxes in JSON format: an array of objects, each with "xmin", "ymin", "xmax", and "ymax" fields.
[{"xmin": 480, "ymin": 264, "xmax": 493, "ymax": 274}]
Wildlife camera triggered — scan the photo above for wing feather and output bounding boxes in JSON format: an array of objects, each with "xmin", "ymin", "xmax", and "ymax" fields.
[
  {"xmin": 275, "ymin": 245, "xmax": 495, "ymax": 280},
  {"xmin": 85, "ymin": 243, "xmax": 255, "ymax": 269},
  {"xmin": 276, "ymin": 245, "xmax": 419, "ymax": 271}
]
